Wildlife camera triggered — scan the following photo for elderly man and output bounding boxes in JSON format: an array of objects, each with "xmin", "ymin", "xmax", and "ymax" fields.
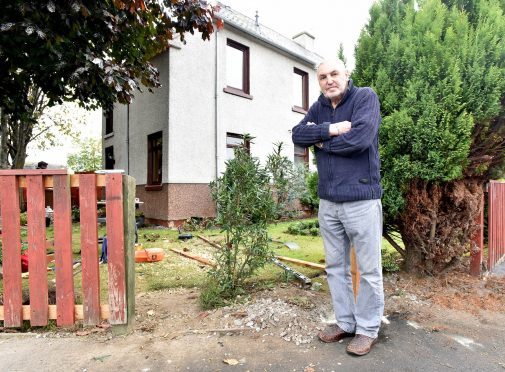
[{"xmin": 292, "ymin": 59, "xmax": 384, "ymax": 356}]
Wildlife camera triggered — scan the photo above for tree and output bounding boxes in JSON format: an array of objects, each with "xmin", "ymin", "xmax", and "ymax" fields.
[
  {"xmin": 353, "ymin": 0, "xmax": 505, "ymax": 274},
  {"xmin": 337, "ymin": 42, "xmax": 347, "ymax": 68},
  {"xmin": 207, "ymin": 136, "xmax": 276, "ymax": 299},
  {"xmin": 0, "ymin": 0, "xmax": 219, "ymax": 168},
  {"xmin": 67, "ymin": 137, "xmax": 102, "ymax": 172},
  {"xmin": 0, "ymin": 88, "xmax": 83, "ymax": 169}
]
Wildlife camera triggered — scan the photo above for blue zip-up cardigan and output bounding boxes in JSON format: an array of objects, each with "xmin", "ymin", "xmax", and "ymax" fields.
[{"xmin": 292, "ymin": 80, "xmax": 382, "ymax": 202}]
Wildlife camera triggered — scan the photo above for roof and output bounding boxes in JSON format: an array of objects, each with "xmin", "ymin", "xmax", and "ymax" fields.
[{"xmin": 216, "ymin": 3, "xmax": 323, "ymax": 66}]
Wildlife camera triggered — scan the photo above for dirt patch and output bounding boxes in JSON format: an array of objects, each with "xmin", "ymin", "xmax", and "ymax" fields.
[
  {"xmin": 126, "ymin": 269, "xmax": 505, "ymax": 349},
  {"xmin": 385, "ymin": 269, "xmax": 505, "ymax": 316}
]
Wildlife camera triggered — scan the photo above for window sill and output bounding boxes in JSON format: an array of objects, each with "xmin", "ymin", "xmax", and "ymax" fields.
[
  {"xmin": 104, "ymin": 132, "xmax": 114, "ymax": 139},
  {"xmin": 223, "ymin": 87, "xmax": 253, "ymax": 100},
  {"xmin": 145, "ymin": 184, "xmax": 163, "ymax": 191},
  {"xmin": 292, "ymin": 106, "xmax": 307, "ymax": 115}
]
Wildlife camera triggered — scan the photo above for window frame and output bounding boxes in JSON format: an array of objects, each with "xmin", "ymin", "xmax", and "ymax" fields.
[
  {"xmin": 292, "ymin": 67, "xmax": 309, "ymax": 114},
  {"xmin": 105, "ymin": 110, "xmax": 113, "ymax": 136},
  {"xmin": 226, "ymin": 133, "xmax": 250, "ymax": 160},
  {"xmin": 104, "ymin": 146, "xmax": 115, "ymax": 169},
  {"xmin": 294, "ymin": 144, "xmax": 309, "ymax": 167},
  {"xmin": 223, "ymin": 39, "xmax": 253, "ymax": 100},
  {"xmin": 146, "ymin": 131, "xmax": 163, "ymax": 190}
]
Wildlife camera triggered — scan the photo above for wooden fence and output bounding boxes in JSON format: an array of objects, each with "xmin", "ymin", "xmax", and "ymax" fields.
[
  {"xmin": 0, "ymin": 170, "xmax": 135, "ymax": 329},
  {"xmin": 471, "ymin": 180, "xmax": 505, "ymax": 276}
]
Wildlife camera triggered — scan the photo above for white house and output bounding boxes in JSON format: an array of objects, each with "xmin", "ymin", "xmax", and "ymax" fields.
[{"xmin": 102, "ymin": 3, "xmax": 322, "ymax": 226}]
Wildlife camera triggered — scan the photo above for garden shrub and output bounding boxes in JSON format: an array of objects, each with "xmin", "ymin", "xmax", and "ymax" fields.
[
  {"xmin": 286, "ymin": 220, "xmax": 320, "ymax": 236},
  {"xmin": 202, "ymin": 136, "xmax": 276, "ymax": 304}
]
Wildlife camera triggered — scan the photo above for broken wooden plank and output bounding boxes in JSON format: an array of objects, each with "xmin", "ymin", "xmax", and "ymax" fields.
[
  {"xmin": 170, "ymin": 248, "xmax": 216, "ymax": 267},
  {"xmin": 275, "ymin": 255, "xmax": 325, "ymax": 270},
  {"xmin": 196, "ymin": 235, "xmax": 222, "ymax": 249}
]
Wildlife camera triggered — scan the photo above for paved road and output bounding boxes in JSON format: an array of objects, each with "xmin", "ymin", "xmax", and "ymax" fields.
[{"xmin": 1, "ymin": 313, "xmax": 504, "ymax": 371}]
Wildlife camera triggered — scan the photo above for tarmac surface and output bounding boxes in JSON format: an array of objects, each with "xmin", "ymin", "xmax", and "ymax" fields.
[{"xmin": 1, "ymin": 312, "xmax": 504, "ymax": 372}]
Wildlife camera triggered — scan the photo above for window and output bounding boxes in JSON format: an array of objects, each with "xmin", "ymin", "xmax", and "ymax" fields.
[
  {"xmin": 226, "ymin": 133, "xmax": 250, "ymax": 161},
  {"xmin": 147, "ymin": 131, "xmax": 163, "ymax": 187},
  {"xmin": 105, "ymin": 146, "xmax": 115, "ymax": 169},
  {"xmin": 292, "ymin": 68, "xmax": 309, "ymax": 113},
  {"xmin": 224, "ymin": 39, "xmax": 252, "ymax": 99},
  {"xmin": 105, "ymin": 110, "xmax": 113, "ymax": 135},
  {"xmin": 294, "ymin": 145, "xmax": 309, "ymax": 167}
]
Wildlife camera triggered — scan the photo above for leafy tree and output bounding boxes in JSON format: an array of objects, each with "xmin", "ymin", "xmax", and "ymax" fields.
[
  {"xmin": 337, "ymin": 42, "xmax": 348, "ymax": 68},
  {"xmin": 0, "ymin": 0, "xmax": 218, "ymax": 168},
  {"xmin": 0, "ymin": 89, "xmax": 84, "ymax": 169},
  {"xmin": 67, "ymin": 137, "xmax": 102, "ymax": 172},
  {"xmin": 353, "ymin": 0, "xmax": 505, "ymax": 274},
  {"xmin": 206, "ymin": 136, "xmax": 275, "ymax": 299}
]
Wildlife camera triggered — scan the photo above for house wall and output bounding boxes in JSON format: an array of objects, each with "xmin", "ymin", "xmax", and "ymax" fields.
[
  {"xmin": 214, "ymin": 26, "xmax": 320, "ymax": 177},
  {"xmin": 167, "ymin": 27, "xmax": 320, "ymax": 184},
  {"xmin": 102, "ymin": 53, "xmax": 170, "ymax": 185},
  {"xmin": 104, "ymin": 25, "xmax": 320, "ymax": 223}
]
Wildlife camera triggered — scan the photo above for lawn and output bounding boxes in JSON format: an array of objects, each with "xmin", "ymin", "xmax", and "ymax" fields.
[{"xmin": 1, "ymin": 218, "xmax": 403, "ymax": 303}]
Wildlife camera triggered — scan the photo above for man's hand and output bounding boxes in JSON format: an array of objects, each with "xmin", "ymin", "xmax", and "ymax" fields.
[{"xmin": 329, "ymin": 121, "xmax": 351, "ymax": 136}]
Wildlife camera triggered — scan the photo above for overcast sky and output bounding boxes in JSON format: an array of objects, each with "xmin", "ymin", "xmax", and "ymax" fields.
[
  {"xmin": 28, "ymin": 1, "xmax": 377, "ymax": 166},
  {"xmin": 219, "ymin": 0, "xmax": 378, "ymax": 70}
]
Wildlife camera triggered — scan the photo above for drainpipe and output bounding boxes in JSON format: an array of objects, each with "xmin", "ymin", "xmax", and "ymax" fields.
[
  {"xmin": 214, "ymin": 30, "xmax": 219, "ymax": 181},
  {"xmin": 126, "ymin": 103, "xmax": 130, "ymax": 174}
]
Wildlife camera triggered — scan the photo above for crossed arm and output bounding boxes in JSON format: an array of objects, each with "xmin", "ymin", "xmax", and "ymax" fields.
[{"xmin": 292, "ymin": 89, "xmax": 380, "ymax": 156}]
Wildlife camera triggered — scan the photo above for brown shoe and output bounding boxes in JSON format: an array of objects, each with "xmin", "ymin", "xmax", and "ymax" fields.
[
  {"xmin": 317, "ymin": 324, "xmax": 355, "ymax": 343},
  {"xmin": 346, "ymin": 334, "xmax": 378, "ymax": 356}
]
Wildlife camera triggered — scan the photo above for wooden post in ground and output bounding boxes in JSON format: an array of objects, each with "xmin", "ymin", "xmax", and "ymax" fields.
[
  {"xmin": 350, "ymin": 248, "xmax": 359, "ymax": 301},
  {"xmin": 113, "ymin": 175, "xmax": 136, "ymax": 334}
]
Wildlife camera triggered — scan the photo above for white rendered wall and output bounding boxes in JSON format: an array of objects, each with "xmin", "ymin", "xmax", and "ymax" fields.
[
  {"xmin": 168, "ymin": 35, "xmax": 216, "ymax": 184},
  {"xmin": 168, "ymin": 27, "xmax": 320, "ymax": 183},
  {"xmin": 214, "ymin": 27, "xmax": 320, "ymax": 177},
  {"xmin": 103, "ymin": 53, "xmax": 170, "ymax": 185},
  {"xmin": 104, "ymin": 27, "xmax": 320, "ymax": 185}
]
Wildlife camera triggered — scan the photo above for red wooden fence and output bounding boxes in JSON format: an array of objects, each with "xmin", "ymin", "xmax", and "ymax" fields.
[
  {"xmin": 0, "ymin": 170, "xmax": 135, "ymax": 328},
  {"xmin": 488, "ymin": 180, "xmax": 505, "ymax": 272}
]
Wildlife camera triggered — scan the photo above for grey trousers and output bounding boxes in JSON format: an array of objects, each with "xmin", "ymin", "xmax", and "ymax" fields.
[{"xmin": 318, "ymin": 198, "xmax": 384, "ymax": 338}]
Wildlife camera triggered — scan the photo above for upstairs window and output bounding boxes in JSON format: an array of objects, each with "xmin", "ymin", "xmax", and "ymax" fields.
[
  {"xmin": 105, "ymin": 110, "xmax": 113, "ymax": 135},
  {"xmin": 292, "ymin": 68, "xmax": 308, "ymax": 113},
  {"xmin": 147, "ymin": 131, "xmax": 163, "ymax": 186},
  {"xmin": 226, "ymin": 133, "xmax": 250, "ymax": 161},
  {"xmin": 294, "ymin": 145, "xmax": 309, "ymax": 167},
  {"xmin": 224, "ymin": 39, "xmax": 252, "ymax": 99}
]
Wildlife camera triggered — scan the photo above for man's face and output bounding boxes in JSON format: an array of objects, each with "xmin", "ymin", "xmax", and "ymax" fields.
[{"xmin": 317, "ymin": 61, "xmax": 349, "ymax": 101}]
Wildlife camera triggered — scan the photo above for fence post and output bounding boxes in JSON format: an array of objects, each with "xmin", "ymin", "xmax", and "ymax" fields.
[
  {"xmin": 470, "ymin": 191, "xmax": 484, "ymax": 276},
  {"xmin": 113, "ymin": 175, "xmax": 136, "ymax": 334}
]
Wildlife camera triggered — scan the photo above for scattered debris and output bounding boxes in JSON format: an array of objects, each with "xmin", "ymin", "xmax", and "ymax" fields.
[
  {"xmin": 272, "ymin": 258, "xmax": 311, "ymax": 286},
  {"xmin": 276, "ymin": 255, "xmax": 325, "ymax": 270},
  {"xmin": 223, "ymin": 358, "xmax": 239, "ymax": 366},
  {"xmin": 220, "ymin": 297, "xmax": 333, "ymax": 346},
  {"xmin": 177, "ymin": 227, "xmax": 193, "ymax": 241},
  {"xmin": 170, "ymin": 248, "xmax": 216, "ymax": 267},
  {"xmin": 271, "ymin": 239, "xmax": 300, "ymax": 250},
  {"xmin": 197, "ymin": 235, "xmax": 222, "ymax": 249},
  {"xmin": 143, "ymin": 233, "xmax": 160, "ymax": 242},
  {"xmin": 92, "ymin": 355, "xmax": 111, "ymax": 362}
]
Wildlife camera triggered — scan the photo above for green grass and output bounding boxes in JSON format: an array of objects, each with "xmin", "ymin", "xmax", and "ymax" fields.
[{"xmin": 1, "ymin": 218, "xmax": 405, "ymax": 301}]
